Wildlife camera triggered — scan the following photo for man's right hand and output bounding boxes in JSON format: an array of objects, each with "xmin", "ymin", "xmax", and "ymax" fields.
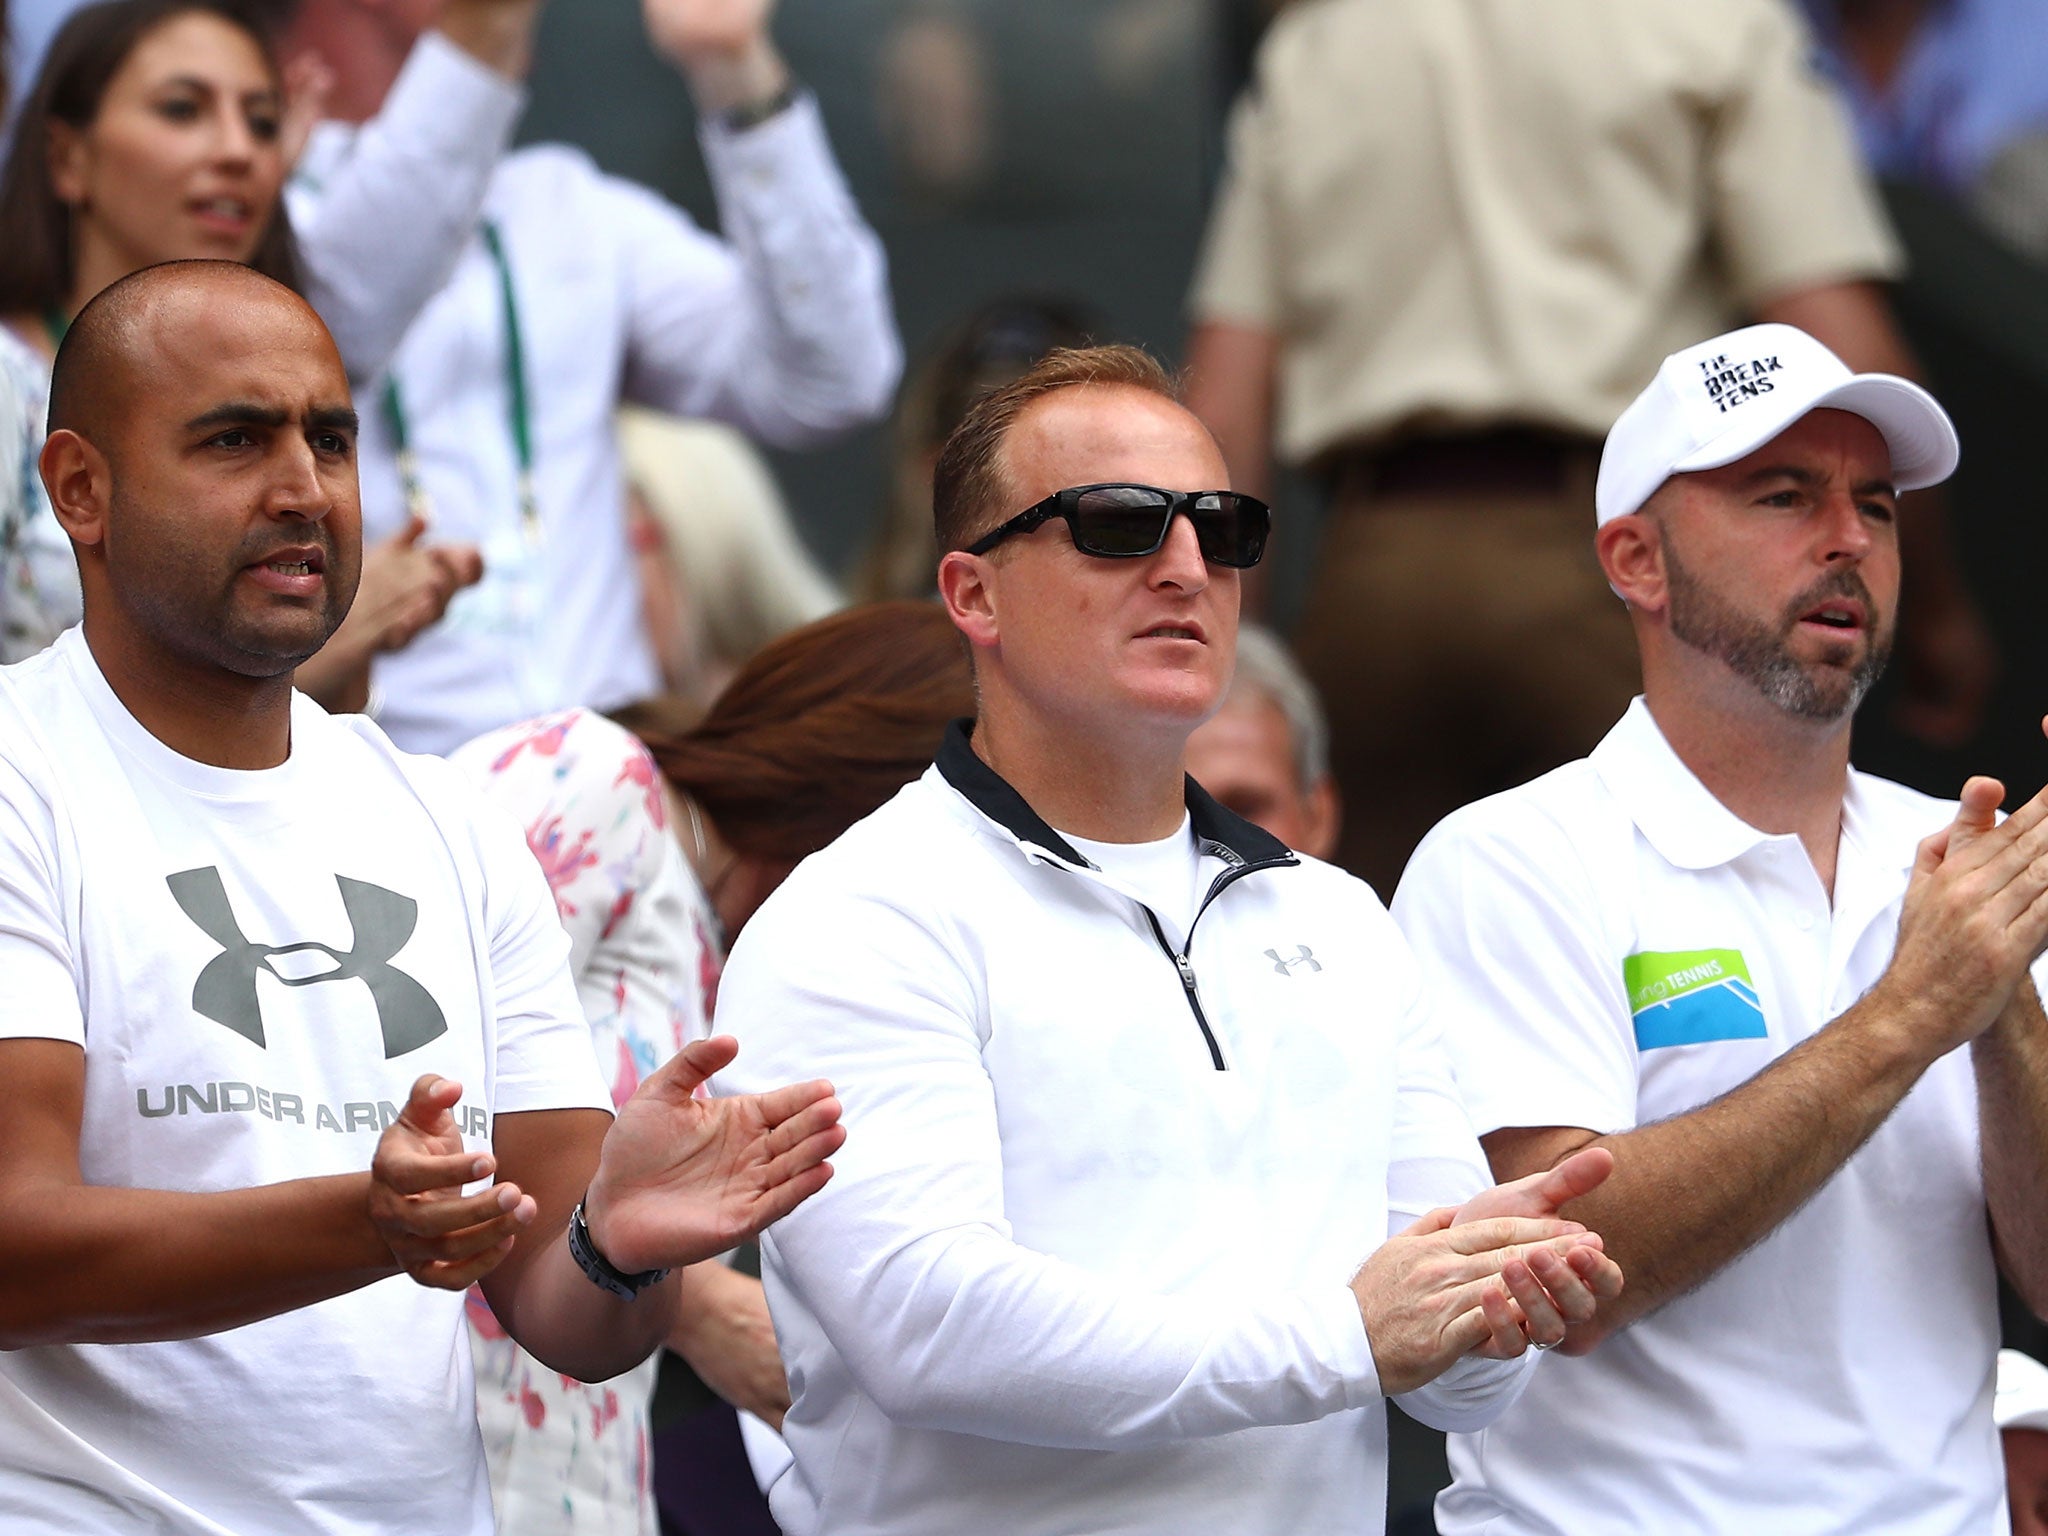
[
  {"xmin": 369, "ymin": 1075, "xmax": 536, "ymax": 1290},
  {"xmin": 1349, "ymin": 1211, "xmax": 1613, "ymax": 1396},
  {"xmin": 1880, "ymin": 769, "xmax": 2048, "ymax": 1060}
]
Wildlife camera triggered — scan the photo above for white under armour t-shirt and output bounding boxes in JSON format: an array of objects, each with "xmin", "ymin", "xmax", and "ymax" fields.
[{"xmin": 0, "ymin": 627, "xmax": 611, "ymax": 1536}]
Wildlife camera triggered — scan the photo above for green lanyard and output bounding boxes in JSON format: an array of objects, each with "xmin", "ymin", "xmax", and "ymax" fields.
[
  {"xmin": 380, "ymin": 219, "xmax": 538, "ymax": 543},
  {"xmin": 41, "ymin": 307, "xmax": 68, "ymax": 350}
]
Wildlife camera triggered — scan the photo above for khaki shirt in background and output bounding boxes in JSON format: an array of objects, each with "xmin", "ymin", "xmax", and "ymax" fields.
[{"xmin": 1190, "ymin": 0, "xmax": 1904, "ymax": 466}]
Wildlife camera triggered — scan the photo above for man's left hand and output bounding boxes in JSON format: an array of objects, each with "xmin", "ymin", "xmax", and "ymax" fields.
[{"xmin": 581, "ymin": 1036, "xmax": 842, "ymax": 1276}]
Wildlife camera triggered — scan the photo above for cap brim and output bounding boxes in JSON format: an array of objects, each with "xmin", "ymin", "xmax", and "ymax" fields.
[{"xmin": 1671, "ymin": 373, "xmax": 1959, "ymax": 493}]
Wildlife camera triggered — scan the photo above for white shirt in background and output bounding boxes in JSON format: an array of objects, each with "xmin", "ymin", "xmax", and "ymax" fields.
[{"xmin": 290, "ymin": 56, "xmax": 901, "ymax": 755}]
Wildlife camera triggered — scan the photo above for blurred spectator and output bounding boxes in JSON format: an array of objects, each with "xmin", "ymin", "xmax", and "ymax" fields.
[
  {"xmin": 448, "ymin": 601, "xmax": 972, "ymax": 1536},
  {"xmin": 852, "ymin": 296, "xmax": 1095, "ymax": 602},
  {"xmin": 1999, "ymin": 1348, "xmax": 2048, "ymax": 1536},
  {"xmin": 1796, "ymin": 0, "xmax": 2048, "ymax": 197},
  {"xmin": 621, "ymin": 408, "xmax": 840, "ymax": 704},
  {"xmin": 1186, "ymin": 0, "xmax": 1987, "ymax": 895},
  {"xmin": 0, "ymin": 0, "xmax": 498, "ymax": 688},
  {"xmin": 286, "ymin": 0, "xmax": 901, "ymax": 754},
  {"xmin": 1184, "ymin": 622, "xmax": 1337, "ymax": 859}
]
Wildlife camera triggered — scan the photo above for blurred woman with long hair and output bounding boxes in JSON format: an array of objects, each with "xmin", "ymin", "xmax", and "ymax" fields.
[
  {"xmin": 449, "ymin": 601, "xmax": 973, "ymax": 1536},
  {"xmin": 0, "ymin": 0, "xmax": 476, "ymax": 697}
]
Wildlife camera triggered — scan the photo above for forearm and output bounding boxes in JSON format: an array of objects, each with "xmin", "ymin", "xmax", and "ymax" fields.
[
  {"xmin": 293, "ymin": 33, "xmax": 524, "ymax": 381},
  {"xmin": 1183, "ymin": 320, "xmax": 1277, "ymax": 506},
  {"xmin": 479, "ymin": 1210, "xmax": 678, "ymax": 1381},
  {"xmin": 434, "ymin": 0, "xmax": 545, "ymax": 81},
  {"xmin": 675, "ymin": 34, "xmax": 789, "ymax": 116},
  {"xmin": 0, "ymin": 1173, "xmax": 393, "ymax": 1348},
  {"xmin": 777, "ymin": 1221, "xmax": 1375, "ymax": 1449},
  {"xmin": 1500, "ymin": 995, "xmax": 1934, "ymax": 1345},
  {"xmin": 1974, "ymin": 981, "xmax": 2048, "ymax": 1314},
  {"xmin": 634, "ymin": 100, "xmax": 899, "ymax": 444}
]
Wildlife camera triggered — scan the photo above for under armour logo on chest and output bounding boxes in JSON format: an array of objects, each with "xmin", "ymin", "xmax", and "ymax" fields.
[
  {"xmin": 1265, "ymin": 945, "xmax": 1321, "ymax": 976},
  {"xmin": 166, "ymin": 866, "xmax": 448, "ymax": 1058}
]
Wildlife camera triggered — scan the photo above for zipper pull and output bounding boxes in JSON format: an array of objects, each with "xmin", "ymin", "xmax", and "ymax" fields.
[{"xmin": 1174, "ymin": 952, "xmax": 1200, "ymax": 996}]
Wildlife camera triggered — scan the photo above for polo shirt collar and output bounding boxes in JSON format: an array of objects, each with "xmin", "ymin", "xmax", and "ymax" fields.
[
  {"xmin": 934, "ymin": 718, "xmax": 1294, "ymax": 870},
  {"xmin": 1589, "ymin": 698, "xmax": 1779, "ymax": 871},
  {"xmin": 1590, "ymin": 698, "xmax": 1913, "ymax": 875}
]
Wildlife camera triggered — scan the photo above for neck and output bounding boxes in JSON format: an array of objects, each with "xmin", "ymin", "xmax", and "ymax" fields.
[
  {"xmin": 1642, "ymin": 672, "xmax": 1853, "ymax": 896},
  {"xmin": 66, "ymin": 232, "xmax": 142, "ymax": 321},
  {"xmin": 972, "ymin": 705, "xmax": 1188, "ymax": 844},
  {"xmin": 83, "ymin": 618, "xmax": 296, "ymax": 770}
]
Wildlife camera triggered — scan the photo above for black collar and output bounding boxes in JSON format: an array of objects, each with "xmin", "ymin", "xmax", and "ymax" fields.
[{"xmin": 935, "ymin": 718, "xmax": 1296, "ymax": 869}]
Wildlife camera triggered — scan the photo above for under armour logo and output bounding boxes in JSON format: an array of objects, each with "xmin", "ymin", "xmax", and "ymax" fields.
[
  {"xmin": 167, "ymin": 866, "xmax": 447, "ymax": 1058},
  {"xmin": 1265, "ymin": 945, "xmax": 1321, "ymax": 976}
]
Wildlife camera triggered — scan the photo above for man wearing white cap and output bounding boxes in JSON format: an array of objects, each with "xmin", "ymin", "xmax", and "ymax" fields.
[{"xmin": 1394, "ymin": 321, "xmax": 2048, "ymax": 1533}]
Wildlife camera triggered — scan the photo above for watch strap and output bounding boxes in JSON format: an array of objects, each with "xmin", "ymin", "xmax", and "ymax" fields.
[
  {"xmin": 567, "ymin": 1199, "xmax": 670, "ymax": 1299},
  {"xmin": 722, "ymin": 78, "xmax": 800, "ymax": 133}
]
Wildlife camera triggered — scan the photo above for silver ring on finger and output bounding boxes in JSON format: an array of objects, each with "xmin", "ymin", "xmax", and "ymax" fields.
[{"xmin": 1530, "ymin": 1337, "xmax": 1559, "ymax": 1352}]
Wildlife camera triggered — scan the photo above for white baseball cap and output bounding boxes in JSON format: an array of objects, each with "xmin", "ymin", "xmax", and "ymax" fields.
[
  {"xmin": 1595, "ymin": 322, "xmax": 1959, "ymax": 525},
  {"xmin": 1999, "ymin": 1349, "xmax": 2048, "ymax": 1436}
]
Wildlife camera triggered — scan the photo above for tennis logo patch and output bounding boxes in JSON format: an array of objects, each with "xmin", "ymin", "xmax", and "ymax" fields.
[{"xmin": 1623, "ymin": 948, "xmax": 1766, "ymax": 1050}]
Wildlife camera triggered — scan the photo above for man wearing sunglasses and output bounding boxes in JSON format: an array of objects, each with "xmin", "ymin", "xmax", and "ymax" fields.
[{"xmin": 712, "ymin": 344, "xmax": 1626, "ymax": 1536}]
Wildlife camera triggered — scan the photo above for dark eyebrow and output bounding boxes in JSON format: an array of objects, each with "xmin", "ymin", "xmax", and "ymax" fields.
[
  {"xmin": 185, "ymin": 402, "xmax": 287, "ymax": 433},
  {"xmin": 155, "ymin": 74, "xmax": 279, "ymax": 105},
  {"xmin": 1852, "ymin": 478, "xmax": 1898, "ymax": 502},
  {"xmin": 310, "ymin": 406, "xmax": 360, "ymax": 435},
  {"xmin": 1735, "ymin": 464, "xmax": 1822, "ymax": 490},
  {"xmin": 183, "ymin": 403, "xmax": 361, "ymax": 435}
]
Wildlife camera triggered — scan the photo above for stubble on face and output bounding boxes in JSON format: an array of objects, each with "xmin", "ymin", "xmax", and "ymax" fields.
[{"xmin": 1660, "ymin": 524, "xmax": 1892, "ymax": 722}]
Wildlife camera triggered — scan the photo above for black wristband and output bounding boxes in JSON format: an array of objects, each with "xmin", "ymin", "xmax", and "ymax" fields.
[
  {"xmin": 722, "ymin": 79, "xmax": 800, "ymax": 132},
  {"xmin": 567, "ymin": 1199, "xmax": 670, "ymax": 1300}
]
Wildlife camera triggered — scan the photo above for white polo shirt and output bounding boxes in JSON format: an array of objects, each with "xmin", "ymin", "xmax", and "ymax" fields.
[{"xmin": 1393, "ymin": 698, "xmax": 2001, "ymax": 1536}]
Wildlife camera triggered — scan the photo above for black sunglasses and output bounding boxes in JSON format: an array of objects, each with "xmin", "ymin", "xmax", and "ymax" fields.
[{"xmin": 964, "ymin": 483, "xmax": 1270, "ymax": 568}]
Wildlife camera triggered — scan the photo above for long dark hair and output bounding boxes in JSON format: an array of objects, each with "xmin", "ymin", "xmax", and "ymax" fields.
[
  {"xmin": 612, "ymin": 602, "xmax": 975, "ymax": 865},
  {"xmin": 0, "ymin": 0, "xmax": 301, "ymax": 315}
]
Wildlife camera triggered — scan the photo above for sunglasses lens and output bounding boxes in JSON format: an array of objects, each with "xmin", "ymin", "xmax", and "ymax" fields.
[
  {"xmin": 1191, "ymin": 493, "xmax": 1269, "ymax": 568},
  {"xmin": 1071, "ymin": 487, "xmax": 1176, "ymax": 556}
]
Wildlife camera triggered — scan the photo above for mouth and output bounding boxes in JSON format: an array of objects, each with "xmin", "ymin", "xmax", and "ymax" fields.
[
  {"xmin": 1139, "ymin": 621, "xmax": 1205, "ymax": 644},
  {"xmin": 244, "ymin": 544, "xmax": 328, "ymax": 596},
  {"xmin": 1798, "ymin": 599, "xmax": 1866, "ymax": 633},
  {"xmin": 189, "ymin": 195, "xmax": 255, "ymax": 231}
]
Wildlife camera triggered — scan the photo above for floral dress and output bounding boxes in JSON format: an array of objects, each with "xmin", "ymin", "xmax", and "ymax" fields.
[{"xmin": 450, "ymin": 708, "xmax": 722, "ymax": 1536}]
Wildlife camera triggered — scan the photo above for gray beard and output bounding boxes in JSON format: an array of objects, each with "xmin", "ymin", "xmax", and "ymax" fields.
[{"xmin": 1662, "ymin": 536, "xmax": 1892, "ymax": 722}]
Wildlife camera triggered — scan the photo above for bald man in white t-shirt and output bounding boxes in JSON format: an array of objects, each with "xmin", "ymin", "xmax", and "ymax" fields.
[{"xmin": 0, "ymin": 262, "xmax": 842, "ymax": 1536}]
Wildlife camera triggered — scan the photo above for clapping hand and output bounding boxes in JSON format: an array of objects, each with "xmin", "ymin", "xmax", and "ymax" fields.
[
  {"xmin": 370, "ymin": 1075, "xmax": 537, "ymax": 1290},
  {"xmin": 1451, "ymin": 1146, "xmax": 1624, "ymax": 1355},
  {"xmin": 579, "ymin": 1036, "xmax": 843, "ymax": 1276}
]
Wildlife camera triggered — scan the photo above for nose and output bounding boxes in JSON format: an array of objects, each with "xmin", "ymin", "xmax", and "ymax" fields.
[
  {"xmin": 1816, "ymin": 485, "xmax": 1876, "ymax": 565},
  {"xmin": 1148, "ymin": 508, "xmax": 1211, "ymax": 592},
  {"xmin": 265, "ymin": 438, "xmax": 332, "ymax": 523},
  {"xmin": 210, "ymin": 103, "xmax": 258, "ymax": 167}
]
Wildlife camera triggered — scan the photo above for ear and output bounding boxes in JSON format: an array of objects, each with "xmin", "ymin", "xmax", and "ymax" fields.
[
  {"xmin": 46, "ymin": 119, "xmax": 88, "ymax": 207},
  {"xmin": 937, "ymin": 549, "xmax": 1001, "ymax": 652},
  {"xmin": 39, "ymin": 429, "xmax": 112, "ymax": 554},
  {"xmin": 1596, "ymin": 514, "xmax": 1665, "ymax": 616}
]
